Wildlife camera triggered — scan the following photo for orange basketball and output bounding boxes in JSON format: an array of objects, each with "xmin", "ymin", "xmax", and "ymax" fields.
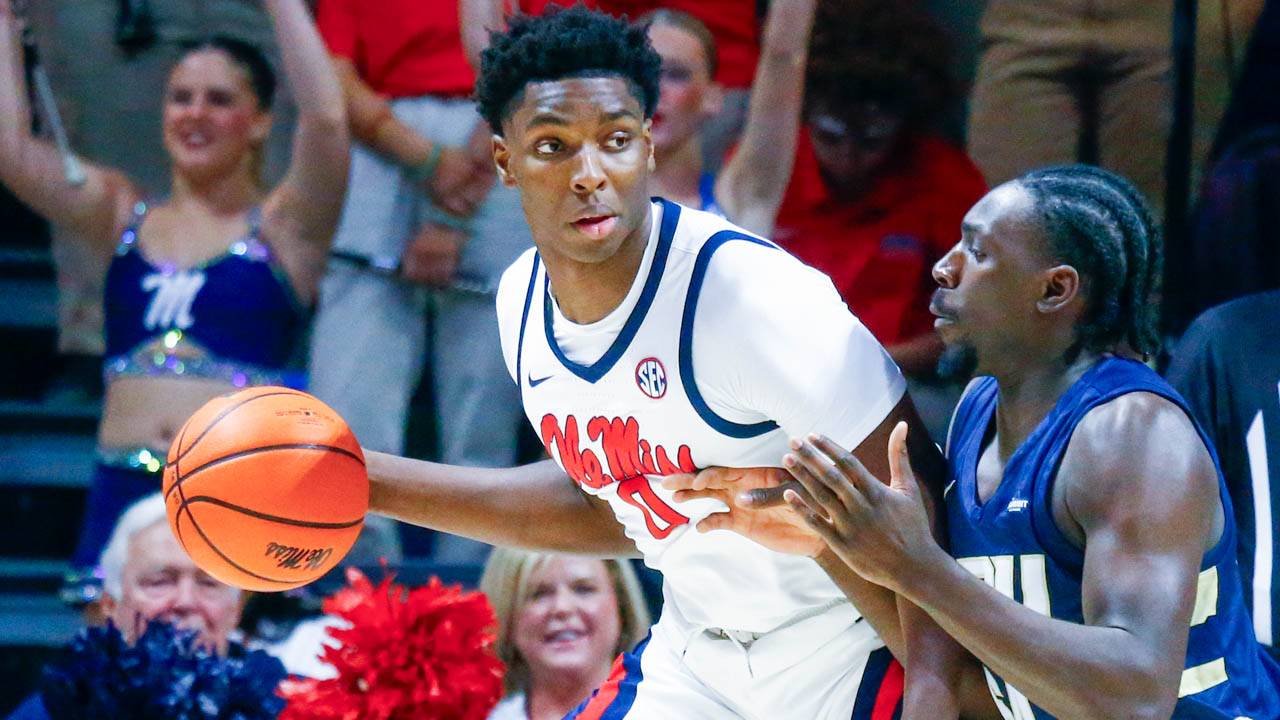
[{"xmin": 162, "ymin": 386, "xmax": 367, "ymax": 592}]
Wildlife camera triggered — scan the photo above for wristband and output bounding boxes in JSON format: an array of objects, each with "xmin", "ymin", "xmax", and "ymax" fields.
[{"xmin": 406, "ymin": 143, "xmax": 442, "ymax": 184}]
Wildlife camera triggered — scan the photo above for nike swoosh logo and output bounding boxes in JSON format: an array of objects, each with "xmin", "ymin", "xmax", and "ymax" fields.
[{"xmin": 528, "ymin": 374, "xmax": 553, "ymax": 387}]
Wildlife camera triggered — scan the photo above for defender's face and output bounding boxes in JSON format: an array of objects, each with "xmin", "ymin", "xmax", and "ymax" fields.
[
  {"xmin": 494, "ymin": 76, "xmax": 655, "ymax": 266},
  {"xmin": 931, "ymin": 182, "xmax": 1050, "ymax": 374}
]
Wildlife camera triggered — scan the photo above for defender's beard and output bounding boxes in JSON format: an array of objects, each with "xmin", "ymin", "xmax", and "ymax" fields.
[{"xmin": 937, "ymin": 344, "xmax": 978, "ymax": 382}]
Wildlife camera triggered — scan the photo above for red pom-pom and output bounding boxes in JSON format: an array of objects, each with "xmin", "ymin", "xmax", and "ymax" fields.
[{"xmin": 279, "ymin": 568, "xmax": 505, "ymax": 720}]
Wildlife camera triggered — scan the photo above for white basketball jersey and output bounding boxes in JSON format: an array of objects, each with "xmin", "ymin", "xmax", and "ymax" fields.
[{"xmin": 495, "ymin": 200, "xmax": 906, "ymax": 633}]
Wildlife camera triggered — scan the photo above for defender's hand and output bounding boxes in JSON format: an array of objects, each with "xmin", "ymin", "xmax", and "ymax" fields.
[
  {"xmin": 662, "ymin": 466, "xmax": 825, "ymax": 558},
  {"xmin": 783, "ymin": 423, "xmax": 942, "ymax": 592}
]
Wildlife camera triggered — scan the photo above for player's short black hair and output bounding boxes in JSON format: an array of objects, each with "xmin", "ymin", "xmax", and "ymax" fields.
[
  {"xmin": 475, "ymin": 3, "xmax": 661, "ymax": 135},
  {"xmin": 1018, "ymin": 164, "xmax": 1163, "ymax": 359},
  {"xmin": 178, "ymin": 36, "xmax": 276, "ymax": 110}
]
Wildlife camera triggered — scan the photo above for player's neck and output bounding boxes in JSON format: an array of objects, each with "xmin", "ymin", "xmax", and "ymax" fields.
[
  {"xmin": 652, "ymin": 138, "xmax": 704, "ymax": 207},
  {"xmin": 544, "ymin": 206, "xmax": 653, "ymax": 325},
  {"xmin": 992, "ymin": 350, "xmax": 1101, "ymax": 459}
]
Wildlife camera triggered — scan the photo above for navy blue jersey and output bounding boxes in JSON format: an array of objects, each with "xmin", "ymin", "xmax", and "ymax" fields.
[
  {"xmin": 946, "ymin": 356, "xmax": 1280, "ymax": 719},
  {"xmin": 1169, "ymin": 290, "xmax": 1280, "ymax": 662}
]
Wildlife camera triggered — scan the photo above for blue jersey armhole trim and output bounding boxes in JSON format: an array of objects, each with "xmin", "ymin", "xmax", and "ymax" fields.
[
  {"xmin": 679, "ymin": 230, "xmax": 780, "ymax": 438},
  {"xmin": 543, "ymin": 200, "xmax": 681, "ymax": 383},
  {"xmin": 515, "ymin": 254, "xmax": 542, "ymax": 406}
]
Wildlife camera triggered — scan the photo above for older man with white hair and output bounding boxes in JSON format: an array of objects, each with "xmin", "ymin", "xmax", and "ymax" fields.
[
  {"xmin": 7, "ymin": 494, "xmax": 260, "ymax": 719},
  {"xmin": 95, "ymin": 493, "xmax": 245, "ymax": 653}
]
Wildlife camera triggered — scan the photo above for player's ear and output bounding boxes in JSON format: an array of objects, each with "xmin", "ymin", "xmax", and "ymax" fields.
[
  {"xmin": 492, "ymin": 134, "xmax": 518, "ymax": 188},
  {"xmin": 1037, "ymin": 264, "xmax": 1081, "ymax": 315}
]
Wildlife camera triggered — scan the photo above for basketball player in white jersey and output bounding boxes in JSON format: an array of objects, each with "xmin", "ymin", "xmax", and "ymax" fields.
[{"xmin": 361, "ymin": 6, "xmax": 959, "ymax": 718}]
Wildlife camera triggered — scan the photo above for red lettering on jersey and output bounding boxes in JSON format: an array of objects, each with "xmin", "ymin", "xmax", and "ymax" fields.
[
  {"xmin": 654, "ymin": 444, "xmax": 697, "ymax": 475},
  {"xmin": 541, "ymin": 414, "xmax": 695, "ymax": 487},
  {"xmin": 539, "ymin": 413, "xmax": 694, "ymax": 540},
  {"xmin": 588, "ymin": 416, "xmax": 661, "ymax": 480},
  {"xmin": 541, "ymin": 414, "xmax": 603, "ymax": 488},
  {"xmin": 617, "ymin": 476, "xmax": 688, "ymax": 538}
]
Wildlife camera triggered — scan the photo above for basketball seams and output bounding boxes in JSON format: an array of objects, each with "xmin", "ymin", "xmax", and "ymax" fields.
[
  {"xmin": 169, "ymin": 420, "xmax": 193, "ymax": 554},
  {"xmin": 174, "ymin": 510, "xmax": 311, "ymax": 586},
  {"xmin": 182, "ymin": 496, "xmax": 363, "ymax": 529},
  {"xmin": 163, "ymin": 442, "xmax": 365, "ymax": 503},
  {"xmin": 163, "ymin": 387, "xmax": 367, "ymax": 591},
  {"xmin": 165, "ymin": 388, "xmax": 311, "ymax": 470}
]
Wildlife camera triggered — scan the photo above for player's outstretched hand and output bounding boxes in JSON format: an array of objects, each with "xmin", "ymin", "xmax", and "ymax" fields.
[
  {"xmin": 661, "ymin": 467, "xmax": 826, "ymax": 558},
  {"xmin": 783, "ymin": 422, "xmax": 944, "ymax": 592}
]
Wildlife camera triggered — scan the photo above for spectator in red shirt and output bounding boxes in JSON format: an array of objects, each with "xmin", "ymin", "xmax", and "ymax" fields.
[{"xmin": 773, "ymin": 0, "xmax": 987, "ymax": 383}]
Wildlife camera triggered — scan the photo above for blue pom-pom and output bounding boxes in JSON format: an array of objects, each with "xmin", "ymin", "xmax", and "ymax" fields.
[{"xmin": 40, "ymin": 621, "xmax": 286, "ymax": 719}]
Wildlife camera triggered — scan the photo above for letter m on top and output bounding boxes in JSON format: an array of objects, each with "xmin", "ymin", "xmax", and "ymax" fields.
[{"xmin": 589, "ymin": 416, "xmax": 652, "ymax": 481}]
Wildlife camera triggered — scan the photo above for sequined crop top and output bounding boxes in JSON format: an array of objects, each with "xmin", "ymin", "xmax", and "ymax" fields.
[{"xmin": 103, "ymin": 201, "xmax": 307, "ymax": 388}]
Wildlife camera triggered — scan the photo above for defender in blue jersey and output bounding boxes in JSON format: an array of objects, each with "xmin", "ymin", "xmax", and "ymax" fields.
[{"xmin": 704, "ymin": 165, "xmax": 1280, "ymax": 719}]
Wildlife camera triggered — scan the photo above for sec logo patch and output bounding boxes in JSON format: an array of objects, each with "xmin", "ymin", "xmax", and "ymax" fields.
[{"xmin": 635, "ymin": 357, "xmax": 667, "ymax": 399}]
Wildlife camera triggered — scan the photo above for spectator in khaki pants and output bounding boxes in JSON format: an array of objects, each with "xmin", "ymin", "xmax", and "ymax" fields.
[{"xmin": 966, "ymin": 0, "xmax": 1172, "ymax": 219}]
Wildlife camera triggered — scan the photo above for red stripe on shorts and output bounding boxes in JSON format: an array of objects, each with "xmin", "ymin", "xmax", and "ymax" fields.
[
  {"xmin": 871, "ymin": 658, "xmax": 904, "ymax": 720},
  {"xmin": 576, "ymin": 654, "xmax": 628, "ymax": 720}
]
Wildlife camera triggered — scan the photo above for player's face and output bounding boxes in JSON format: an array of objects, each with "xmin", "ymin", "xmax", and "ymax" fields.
[
  {"xmin": 931, "ymin": 182, "xmax": 1052, "ymax": 376},
  {"xmin": 648, "ymin": 23, "xmax": 721, "ymax": 154},
  {"xmin": 513, "ymin": 557, "xmax": 621, "ymax": 683},
  {"xmin": 103, "ymin": 521, "xmax": 243, "ymax": 653},
  {"xmin": 806, "ymin": 101, "xmax": 902, "ymax": 198},
  {"xmin": 494, "ymin": 76, "xmax": 655, "ymax": 266},
  {"xmin": 163, "ymin": 49, "xmax": 270, "ymax": 180}
]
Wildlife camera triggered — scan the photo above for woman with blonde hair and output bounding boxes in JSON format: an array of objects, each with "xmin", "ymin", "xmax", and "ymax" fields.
[
  {"xmin": 0, "ymin": 0, "xmax": 349, "ymax": 600},
  {"xmin": 479, "ymin": 549, "xmax": 651, "ymax": 720}
]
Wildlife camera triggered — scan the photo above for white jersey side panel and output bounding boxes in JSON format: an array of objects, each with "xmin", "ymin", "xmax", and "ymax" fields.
[{"xmin": 495, "ymin": 200, "xmax": 905, "ymax": 633}]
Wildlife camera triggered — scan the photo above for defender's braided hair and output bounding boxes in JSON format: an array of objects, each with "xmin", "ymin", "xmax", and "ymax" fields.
[
  {"xmin": 475, "ymin": 3, "xmax": 661, "ymax": 135},
  {"xmin": 1019, "ymin": 164, "xmax": 1163, "ymax": 359}
]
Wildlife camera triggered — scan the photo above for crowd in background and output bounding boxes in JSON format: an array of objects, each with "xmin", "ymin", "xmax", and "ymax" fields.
[{"xmin": 1, "ymin": 0, "xmax": 1279, "ymax": 717}]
